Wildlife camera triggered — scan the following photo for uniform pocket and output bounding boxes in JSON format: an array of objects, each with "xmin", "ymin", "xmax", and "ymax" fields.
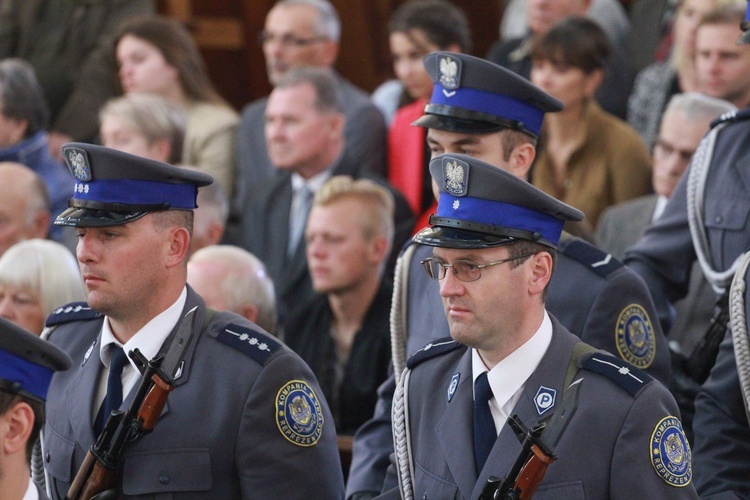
[{"xmin": 122, "ymin": 448, "xmax": 212, "ymax": 495}]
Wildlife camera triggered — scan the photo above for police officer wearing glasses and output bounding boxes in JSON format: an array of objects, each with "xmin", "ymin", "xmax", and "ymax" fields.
[{"xmin": 378, "ymin": 154, "xmax": 696, "ymax": 499}]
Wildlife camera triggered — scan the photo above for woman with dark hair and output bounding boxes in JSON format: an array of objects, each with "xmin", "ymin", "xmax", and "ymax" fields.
[
  {"xmin": 530, "ymin": 16, "xmax": 651, "ymax": 236},
  {"xmin": 114, "ymin": 16, "xmax": 238, "ymax": 195},
  {"xmin": 384, "ymin": 0, "xmax": 471, "ymax": 231}
]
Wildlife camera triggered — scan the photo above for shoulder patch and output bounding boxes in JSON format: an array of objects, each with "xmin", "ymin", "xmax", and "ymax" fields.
[
  {"xmin": 710, "ymin": 108, "xmax": 750, "ymax": 129},
  {"xmin": 45, "ymin": 302, "xmax": 102, "ymax": 327},
  {"xmin": 650, "ymin": 416, "xmax": 693, "ymax": 487},
  {"xmin": 215, "ymin": 323, "xmax": 281, "ymax": 365},
  {"xmin": 275, "ymin": 380, "xmax": 325, "ymax": 447},
  {"xmin": 580, "ymin": 352, "xmax": 652, "ymax": 397},
  {"xmin": 616, "ymin": 304, "xmax": 656, "ymax": 369},
  {"xmin": 406, "ymin": 337, "xmax": 464, "ymax": 369},
  {"xmin": 559, "ymin": 239, "xmax": 623, "ymax": 278}
]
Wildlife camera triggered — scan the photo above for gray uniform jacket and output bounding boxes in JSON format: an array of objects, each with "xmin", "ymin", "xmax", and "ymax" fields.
[
  {"xmin": 228, "ymin": 71, "xmax": 387, "ymax": 240},
  {"xmin": 228, "ymin": 151, "xmax": 414, "ymax": 323},
  {"xmin": 379, "ymin": 317, "xmax": 697, "ymax": 499},
  {"xmin": 42, "ymin": 288, "xmax": 345, "ymax": 499},
  {"xmin": 625, "ymin": 110, "xmax": 750, "ymax": 498},
  {"xmin": 346, "ymin": 234, "xmax": 669, "ymax": 497}
]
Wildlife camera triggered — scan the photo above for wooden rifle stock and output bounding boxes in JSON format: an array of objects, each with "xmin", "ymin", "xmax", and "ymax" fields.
[
  {"xmin": 65, "ymin": 351, "xmax": 172, "ymax": 500},
  {"xmin": 511, "ymin": 443, "xmax": 556, "ymax": 499}
]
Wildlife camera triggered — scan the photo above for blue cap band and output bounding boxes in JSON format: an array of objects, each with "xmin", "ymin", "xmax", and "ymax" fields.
[
  {"xmin": 0, "ymin": 349, "xmax": 54, "ymax": 400},
  {"xmin": 430, "ymin": 84, "xmax": 546, "ymax": 136},
  {"xmin": 72, "ymin": 178, "xmax": 198, "ymax": 209},
  {"xmin": 437, "ymin": 193, "xmax": 565, "ymax": 244}
]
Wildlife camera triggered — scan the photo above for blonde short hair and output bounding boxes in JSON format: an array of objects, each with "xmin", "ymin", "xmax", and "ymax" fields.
[
  {"xmin": 0, "ymin": 239, "xmax": 85, "ymax": 320},
  {"xmin": 313, "ymin": 175, "xmax": 395, "ymax": 250}
]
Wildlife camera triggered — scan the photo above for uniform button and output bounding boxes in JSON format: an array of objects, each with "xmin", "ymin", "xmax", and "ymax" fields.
[
  {"xmin": 715, "ymin": 215, "xmax": 723, "ymax": 223},
  {"xmin": 45, "ymin": 452, "xmax": 50, "ymax": 463},
  {"xmin": 159, "ymin": 470, "xmax": 170, "ymax": 485}
]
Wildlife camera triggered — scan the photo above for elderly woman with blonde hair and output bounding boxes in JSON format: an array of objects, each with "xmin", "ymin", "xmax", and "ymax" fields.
[{"xmin": 0, "ymin": 239, "xmax": 85, "ymax": 335}]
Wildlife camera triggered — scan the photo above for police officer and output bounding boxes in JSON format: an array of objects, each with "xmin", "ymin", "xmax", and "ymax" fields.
[
  {"xmin": 41, "ymin": 144, "xmax": 345, "ymax": 498},
  {"xmin": 346, "ymin": 52, "xmax": 670, "ymax": 499},
  {"xmin": 625, "ymin": 6, "xmax": 750, "ymax": 495},
  {"xmin": 0, "ymin": 317, "xmax": 71, "ymax": 499},
  {"xmin": 379, "ymin": 154, "xmax": 695, "ymax": 498}
]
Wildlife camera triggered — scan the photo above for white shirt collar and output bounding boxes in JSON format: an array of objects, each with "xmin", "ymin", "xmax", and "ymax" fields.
[
  {"xmin": 22, "ymin": 476, "xmax": 38, "ymax": 500},
  {"xmin": 472, "ymin": 311, "xmax": 554, "ymax": 430},
  {"xmin": 98, "ymin": 287, "xmax": 188, "ymax": 396},
  {"xmin": 291, "ymin": 166, "xmax": 334, "ymax": 195},
  {"xmin": 652, "ymin": 195, "xmax": 669, "ymax": 222}
]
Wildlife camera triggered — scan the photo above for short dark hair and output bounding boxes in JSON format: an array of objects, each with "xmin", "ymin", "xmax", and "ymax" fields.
[
  {"xmin": 0, "ymin": 59, "xmax": 49, "ymax": 138},
  {"xmin": 274, "ymin": 67, "xmax": 343, "ymax": 114},
  {"xmin": 507, "ymin": 240, "xmax": 557, "ymax": 299},
  {"xmin": 152, "ymin": 209, "xmax": 194, "ymax": 238},
  {"xmin": 0, "ymin": 388, "xmax": 44, "ymax": 460},
  {"xmin": 530, "ymin": 16, "xmax": 610, "ymax": 75},
  {"xmin": 388, "ymin": 0, "xmax": 472, "ymax": 53}
]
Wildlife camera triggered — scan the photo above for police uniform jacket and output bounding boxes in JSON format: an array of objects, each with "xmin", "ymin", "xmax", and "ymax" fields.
[
  {"xmin": 625, "ymin": 110, "xmax": 750, "ymax": 497},
  {"xmin": 345, "ymin": 235, "xmax": 670, "ymax": 498},
  {"xmin": 379, "ymin": 316, "xmax": 697, "ymax": 499},
  {"xmin": 42, "ymin": 287, "xmax": 345, "ymax": 499}
]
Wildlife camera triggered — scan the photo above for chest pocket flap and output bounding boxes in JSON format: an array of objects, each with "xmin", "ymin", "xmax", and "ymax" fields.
[
  {"xmin": 122, "ymin": 448, "xmax": 212, "ymax": 495},
  {"xmin": 704, "ymin": 197, "xmax": 750, "ymax": 231}
]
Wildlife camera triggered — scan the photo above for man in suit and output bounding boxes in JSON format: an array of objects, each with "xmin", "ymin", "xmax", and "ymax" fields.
[
  {"xmin": 379, "ymin": 154, "xmax": 695, "ymax": 498},
  {"xmin": 229, "ymin": 0, "xmax": 386, "ymax": 241},
  {"xmin": 597, "ymin": 92, "xmax": 735, "ymax": 354},
  {"xmin": 231, "ymin": 67, "xmax": 413, "ymax": 323},
  {"xmin": 346, "ymin": 52, "xmax": 671, "ymax": 499},
  {"xmin": 0, "ymin": 317, "xmax": 71, "ymax": 500},
  {"xmin": 41, "ymin": 143, "xmax": 344, "ymax": 498}
]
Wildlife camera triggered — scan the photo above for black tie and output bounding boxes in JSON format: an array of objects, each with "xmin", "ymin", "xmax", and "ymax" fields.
[
  {"xmin": 473, "ymin": 371, "xmax": 496, "ymax": 475},
  {"xmin": 94, "ymin": 347, "xmax": 128, "ymax": 436}
]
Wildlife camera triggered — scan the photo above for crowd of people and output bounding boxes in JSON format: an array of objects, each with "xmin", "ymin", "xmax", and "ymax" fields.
[{"xmin": 1, "ymin": 0, "xmax": 750, "ymax": 498}]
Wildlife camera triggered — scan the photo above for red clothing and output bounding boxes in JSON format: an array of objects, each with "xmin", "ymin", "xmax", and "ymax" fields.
[{"xmin": 388, "ymin": 98, "xmax": 429, "ymax": 231}]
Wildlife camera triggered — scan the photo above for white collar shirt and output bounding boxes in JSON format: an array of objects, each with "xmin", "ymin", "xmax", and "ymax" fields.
[{"xmin": 471, "ymin": 310, "xmax": 553, "ymax": 434}]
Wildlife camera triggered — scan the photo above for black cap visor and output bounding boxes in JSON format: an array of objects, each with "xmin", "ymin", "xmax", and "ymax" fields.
[
  {"xmin": 54, "ymin": 206, "xmax": 149, "ymax": 227},
  {"xmin": 414, "ymin": 226, "xmax": 519, "ymax": 249}
]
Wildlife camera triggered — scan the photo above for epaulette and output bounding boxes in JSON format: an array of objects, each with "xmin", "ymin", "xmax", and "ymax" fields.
[
  {"xmin": 559, "ymin": 238, "xmax": 622, "ymax": 279},
  {"xmin": 45, "ymin": 302, "xmax": 102, "ymax": 327},
  {"xmin": 710, "ymin": 108, "xmax": 750, "ymax": 129},
  {"xmin": 580, "ymin": 351, "xmax": 653, "ymax": 397},
  {"xmin": 214, "ymin": 322, "xmax": 282, "ymax": 366},
  {"xmin": 406, "ymin": 337, "xmax": 463, "ymax": 369}
]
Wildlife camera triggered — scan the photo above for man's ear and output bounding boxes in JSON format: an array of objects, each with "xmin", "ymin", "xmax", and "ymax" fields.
[
  {"xmin": 166, "ymin": 226, "xmax": 191, "ymax": 269},
  {"xmin": 528, "ymin": 251, "xmax": 553, "ymax": 296},
  {"xmin": 508, "ymin": 142, "xmax": 536, "ymax": 180},
  {"xmin": 2, "ymin": 401, "xmax": 34, "ymax": 455}
]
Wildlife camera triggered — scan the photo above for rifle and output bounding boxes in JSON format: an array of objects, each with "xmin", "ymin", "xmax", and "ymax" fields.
[
  {"xmin": 479, "ymin": 380, "xmax": 582, "ymax": 500},
  {"xmin": 65, "ymin": 306, "xmax": 199, "ymax": 500},
  {"xmin": 685, "ymin": 292, "xmax": 730, "ymax": 385}
]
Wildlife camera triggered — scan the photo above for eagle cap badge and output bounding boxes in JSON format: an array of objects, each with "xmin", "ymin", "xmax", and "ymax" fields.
[
  {"xmin": 438, "ymin": 55, "xmax": 461, "ymax": 90},
  {"xmin": 443, "ymin": 157, "xmax": 469, "ymax": 197},
  {"xmin": 63, "ymin": 146, "xmax": 92, "ymax": 181}
]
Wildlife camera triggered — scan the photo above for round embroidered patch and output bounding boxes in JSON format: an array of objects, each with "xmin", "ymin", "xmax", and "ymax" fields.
[
  {"xmin": 615, "ymin": 304, "xmax": 656, "ymax": 368},
  {"xmin": 276, "ymin": 380, "xmax": 324, "ymax": 447},
  {"xmin": 650, "ymin": 416, "xmax": 692, "ymax": 487}
]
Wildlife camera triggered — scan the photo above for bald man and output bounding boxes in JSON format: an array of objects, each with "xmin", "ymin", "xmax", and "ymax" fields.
[
  {"xmin": 188, "ymin": 245, "xmax": 278, "ymax": 334},
  {"xmin": 0, "ymin": 162, "xmax": 50, "ymax": 256}
]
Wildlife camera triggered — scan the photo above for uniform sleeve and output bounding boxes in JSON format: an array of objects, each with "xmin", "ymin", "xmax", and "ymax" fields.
[
  {"xmin": 579, "ymin": 266, "xmax": 671, "ymax": 386},
  {"xmin": 692, "ymin": 331, "xmax": 750, "ymax": 498},
  {"xmin": 610, "ymin": 382, "xmax": 699, "ymax": 499},
  {"xmin": 236, "ymin": 349, "xmax": 345, "ymax": 498},
  {"xmin": 346, "ymin": 374, "xmax": 397, "ymax": 498},
  {"xmin": 624, "ymin": 168, "xmax": 697, "ymax": 333}
]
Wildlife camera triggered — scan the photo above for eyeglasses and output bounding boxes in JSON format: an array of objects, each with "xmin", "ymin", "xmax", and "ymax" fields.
[
  {"xmin": 653, "ymin": 138, "xmax": 695, "ymax": 164},
  {"xmin": 258, "ymin": 31, "xmax": 328, "ymax": 48},
  {"xmin": 421, "ymin": 253, "xmax": 537, "ymax": 282}
]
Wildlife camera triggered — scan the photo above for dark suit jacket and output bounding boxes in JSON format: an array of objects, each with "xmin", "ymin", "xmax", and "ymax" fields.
[
  {"xmin": 227, "ymin": 71, "xmax": 387, "ymax": 242},
  {"xmin": 231, "ymin": 151, "xmax": 414, "ymax": 323},
  {"xmin": 380, "ymin": 317, "xmax": 696, "ymax": 499},
  {"xmin": 43, "ymin": 288, "xmax": 345, "ymax": 499}
]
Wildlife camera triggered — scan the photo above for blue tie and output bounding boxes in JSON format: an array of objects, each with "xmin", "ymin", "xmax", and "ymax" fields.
[
  {"xmin": 94, "ymin": 347, "xmax": 129, "ymax": 436},
  {"xmin": 473, "ymin": 372, "xmax": 496, "ymax": 475}
]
